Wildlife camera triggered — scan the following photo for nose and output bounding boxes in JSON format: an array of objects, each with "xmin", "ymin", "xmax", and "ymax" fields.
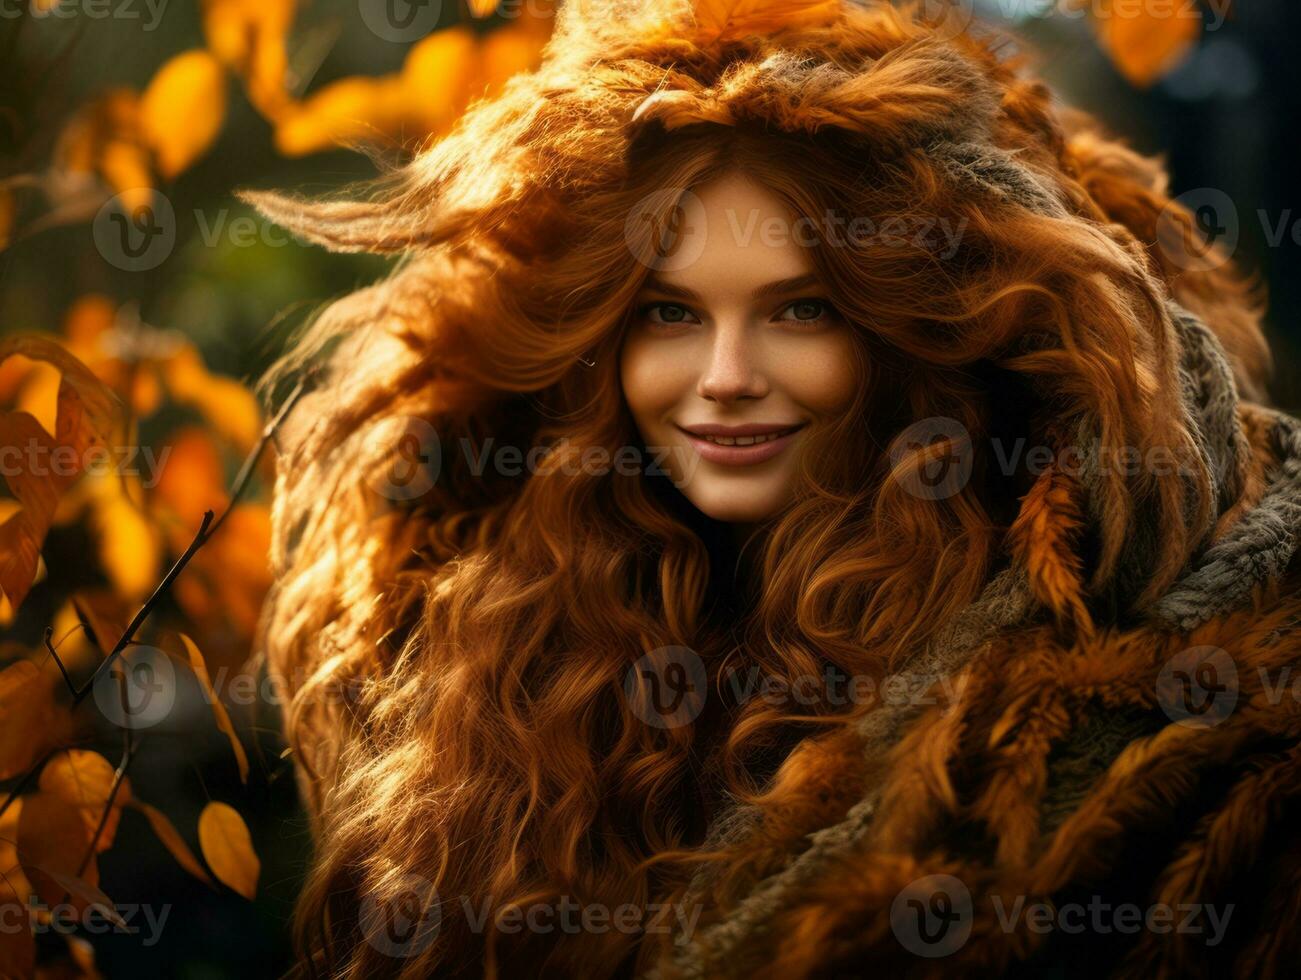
[{"xmin": 696, "ymin": 320, "xmax": 768, "ymax": 404}]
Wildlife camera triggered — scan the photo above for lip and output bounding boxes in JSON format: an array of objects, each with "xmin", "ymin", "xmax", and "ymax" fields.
[{"xmin": 675, "ymin": 421, "xmax": 807, "ymax": 466}]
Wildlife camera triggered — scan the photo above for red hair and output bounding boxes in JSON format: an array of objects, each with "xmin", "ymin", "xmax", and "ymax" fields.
[{"xmin": 250, "ymin": 2, "xmax": 1269, "ymax": 975}]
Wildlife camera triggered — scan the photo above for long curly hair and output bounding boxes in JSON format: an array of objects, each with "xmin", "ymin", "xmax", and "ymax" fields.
[{"xmin": 250, "ymin": 1, "xmax": 1270, "ymax": 976}]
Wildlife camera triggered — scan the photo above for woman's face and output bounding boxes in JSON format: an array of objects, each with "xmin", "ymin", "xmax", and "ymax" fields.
[{"xmin": 619, "ymin": 172, "xmax": 860, "ymax": 524}]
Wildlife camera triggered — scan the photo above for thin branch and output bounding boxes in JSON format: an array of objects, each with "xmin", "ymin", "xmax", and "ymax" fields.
[
  {"xmin": 71, "ymin": 510, "xmax": 215, "ymax": 706},
  {"xmin": 43, "ymin": 626, "xmax": 75, "ymax": 696},
  {"xmin": 75, "ymin": 664, "xmax": 137, "ymax": 880},
  {"xmin": 72, "ymin": 373, "xmax": 309, "ymax": 705}
]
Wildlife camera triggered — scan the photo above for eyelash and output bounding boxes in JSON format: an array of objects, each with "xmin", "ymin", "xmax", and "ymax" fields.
[{"xmin": 637, "ymin": 298, "xmax": 838, "ymax": 329}]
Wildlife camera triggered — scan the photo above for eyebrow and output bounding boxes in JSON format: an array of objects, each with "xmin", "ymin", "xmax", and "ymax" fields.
[{"xmin": 640, "ymin": 272, "xmax": 821, "ymax": 302}]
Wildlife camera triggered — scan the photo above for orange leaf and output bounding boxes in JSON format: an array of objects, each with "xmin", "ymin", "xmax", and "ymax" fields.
[
  {"xmin": 202, "ymin": 0, "xmax": 297, "ymax": 120},
  {"xmin": 40, "ymin": 749, "xmax": 130, "ymax": 848},
  {"xmin": 130, "ymin": 800, "xmax": 214, "ymax": 886},
  {"xmin": 0, "ymin": 661, "xmax": 74, "ymax": 781},
  {"xmin": 198, "ymin": 801, "xmax": 259, "ymax": 899},
  {"xmin": 0, "ymin": 337, "xmax": 120, "ymax": 611},
  {"xmin": 175, "ymin": 633, "xmax": 249, "ymax": 783},
  {"xmin": 86, "ymin": 486, "xmax": 163, "ymax": 603},
  {"xmin": 141, "ymin": 50, "xmax": 229, "ymax": 179},
  {"xmin": 160, "ymin": 345, "xmax": 261, "ymax": 453},
  {"xmin": 151, "ymin": 427, "xmax": 229, "ymax": 532},
  {"xmin": 16, "ymin": 792, "xmax": 104, "ymax": 909},
  {"xmin": 1093, "ymin": 0, "xmax": 1202, "ymax": 87},
  {"xmin": 39, "ymin": 749, "xmax": 131, "ymax": 821}
]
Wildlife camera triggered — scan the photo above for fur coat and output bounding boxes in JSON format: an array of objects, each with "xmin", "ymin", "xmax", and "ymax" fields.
[{"xmin": 647, "ymin": 302, "xmax": 1301, "ymax": 979}]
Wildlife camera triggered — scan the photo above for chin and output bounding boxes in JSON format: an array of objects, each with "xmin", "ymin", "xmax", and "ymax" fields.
[{"xmin": 682, "ymin": 487, "xmax": 790, "ymax": 524}]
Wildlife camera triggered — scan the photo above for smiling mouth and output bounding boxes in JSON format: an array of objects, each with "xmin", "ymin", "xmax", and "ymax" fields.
[
  {"xmin": 691, "ymin": 430, "xmax": 793, "ymax": 446},
  {"xmin": 674, "ymin": 422, "xmax": 809, "ymax": 465}
]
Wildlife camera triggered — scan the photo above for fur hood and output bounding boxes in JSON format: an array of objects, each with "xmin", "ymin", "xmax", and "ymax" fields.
[{"xmin": 647, "ymin": 301, "xmax": 1301, "ymax": 978}]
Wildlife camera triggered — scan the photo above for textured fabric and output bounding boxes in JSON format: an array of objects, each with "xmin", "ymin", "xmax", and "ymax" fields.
[{"xmin": 646, "ymin": 303, "xmax": 1301, "ymax": 980}]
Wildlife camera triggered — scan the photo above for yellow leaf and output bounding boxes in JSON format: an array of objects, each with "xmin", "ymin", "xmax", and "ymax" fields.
[
  {"xmin": 467, "ymin": 0, "xmax": 498, "ymax": 16},
  {"xmin": 98, "ymin": 140, "xmax": 154, "ymax": 212},
  {"xmin": 176, "ymin": 633, "xmax": 249, "ymax": 783},
  {"xmin": 198, "ymin": 801, "xmax": 259, "ymax": 899},
  {"xmin": 203, "ymin": 0, "xmax": 296, "ymax": 120},
  {"xmin": 141, "ymin": 50, "xmax": 228, "ymax": 179},
  {"xmin": 88, "ymin": 485, "xmax": 162, "ymax": 602},
  {"xmin": 274, "ymin": 75, "xmax": 407, "ymax": 157},
  {"xmin": 161, "ymin": 346, "xmax": 261, "ymax": 453},
  {"xmin": 14, "ymin": 359, "xmax": 61, "ymax": 438},
  {"xmin": 131, "ymin": 800, "xmax": 215, "ymax": 886},
  {"xmin": 1093, "ymin": 0, "xmax": 1202, "ymax": 87}
]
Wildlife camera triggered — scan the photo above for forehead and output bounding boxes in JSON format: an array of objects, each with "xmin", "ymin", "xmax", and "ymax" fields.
[{"xmin": 652, "ymin": 172, "xmax": 816, "ymax": 292}]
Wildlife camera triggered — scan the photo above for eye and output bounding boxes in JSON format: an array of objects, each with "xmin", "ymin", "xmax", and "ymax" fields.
[
  {"xmin": 775, "ymin": 298, "xmax": 837, "ymax": 325},
  {"xmin": 637, "ymin": 302, "xmax": 701, "ymax": 328}
]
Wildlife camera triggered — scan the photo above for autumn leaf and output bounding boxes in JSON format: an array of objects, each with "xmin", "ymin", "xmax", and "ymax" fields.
[
  {"xmin": 54, "ymin": 90, "xmax": 155, "ymax": 212},
  {"xmin": 203, "ymin": 0, "xmax": 297, "ymax": 120},
  {"xmin": 161, "ymin": 345, "xmax": 262, "ymax": 454},
  {"xmin": 170, "ymin": 633, "xmax": 250, "ymax": 783},
  {"xmin": 37, "ymin": 750, "xmax": 130, "ymax": 863},
  {"xmin": 85, "ymin": 482, "xmax": 163, "ymax": 603},
  {"xmin": 17, "ymin": 792, "xmax": 106, "ymax": 909},
  {"xmin": 276, "ymin": 21, "xmax": 550, "ymax": 157},
  {"xmin": 130, "ymin": 801, "xmax": 215, "ymax": 886},
  {"xmin": 198, "ymin": 801, "xmax": 259, "ymax": 899},
  {"xmin": 1092, "ymin": 0, "xmax": 1202, "ymax": 87},
  {"xmin": 0, "ymin": 661, "xmax": 75, "ymax": 781},
  {"xmin": 141, "ymin": 50, "xmax": 229, "ymax": 179},
  {"xmin": 0, "ymin": 797, "xmax": 33, "ymax": 907},
  {"xmin": 152, "ymin": 427, "xmax": 229, "ymax": 535},
  {"xmin": 0, "ymin": 336, "xmax": 122, "ymax": 612},
  {"xmin": 0, "ymin": 803, "xmax": 34, "ymax": 979}
]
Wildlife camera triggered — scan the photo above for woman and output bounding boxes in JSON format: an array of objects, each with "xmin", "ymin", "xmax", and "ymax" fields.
[{"xmin": 252, "ymin": 1, "xmax": 1301, "ymax": 976}]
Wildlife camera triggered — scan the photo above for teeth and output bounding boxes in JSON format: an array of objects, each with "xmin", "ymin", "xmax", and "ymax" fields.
[{"xmin": 698, "ymin": 431, "xmax": 787, "ymax": 446}]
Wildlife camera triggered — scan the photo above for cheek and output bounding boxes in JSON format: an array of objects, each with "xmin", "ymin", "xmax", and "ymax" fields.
[
  {"xmin": 619, "ymin": 336, "xmax": 686, "ymax": 425},
  {"xmin": 777, "ymin": 332, "xmax": 860, "ymax": 417}
]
